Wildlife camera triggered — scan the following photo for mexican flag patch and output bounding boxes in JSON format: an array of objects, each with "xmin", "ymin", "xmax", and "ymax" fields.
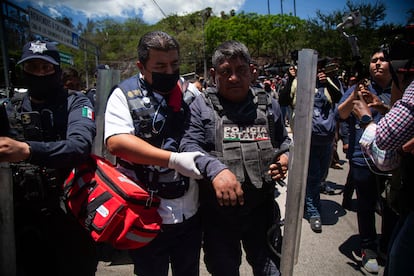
[{"xmin": 82, "ymin": 106, "xmax": 95, "ymax": 120}]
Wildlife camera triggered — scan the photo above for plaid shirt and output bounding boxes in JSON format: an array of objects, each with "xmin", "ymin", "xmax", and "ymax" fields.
[
  {"xmin": 359, "ymin": 80, "xmax": 414, "ymax": 171},
  {"xmin": 360, "ymin": 123, "xmax": 400, "ymax": 171},
  {"xmin": 376, "ymin": 80, "xmax": 414, "ymax": 150}
]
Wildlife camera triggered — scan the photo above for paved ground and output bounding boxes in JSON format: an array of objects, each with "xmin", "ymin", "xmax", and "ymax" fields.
[
  {"xmin": 96, "ymin": 140, "xmax": 385, "ymax": 275},
  {"xmin": 289, "ymin": 143, "xmax": 385, "ymax": 276}
]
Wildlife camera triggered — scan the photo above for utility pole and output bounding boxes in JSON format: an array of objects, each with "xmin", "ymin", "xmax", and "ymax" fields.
[
  {"xmin": 267, "ymin": 0, "xmax": 270, "ymax": 15},
  {"xmin": 201, "ymin": 9, "xmax": 209, "ymax": 82},
  {"xmin": 293, "ymin": 0, "xmax": 296, "ymax": 16},
  {"xmin": 280, "ymin": 0, "xmax": 284, "ymax": 15}
]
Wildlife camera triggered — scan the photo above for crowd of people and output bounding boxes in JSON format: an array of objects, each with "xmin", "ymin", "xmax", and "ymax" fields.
[{"xmin": 1, "ymin": 25, "xmax": 413, "ymax": 276}]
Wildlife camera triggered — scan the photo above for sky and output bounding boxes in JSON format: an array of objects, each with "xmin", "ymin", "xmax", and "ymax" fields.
[{"xmin": 12, "ymin": 0, "xmax": 412, "ymax": 27}]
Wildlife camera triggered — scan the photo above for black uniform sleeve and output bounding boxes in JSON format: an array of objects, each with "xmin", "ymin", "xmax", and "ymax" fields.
[{"xmin": 28, "ymin": 93, "xmax": 96, "ymax": 168}]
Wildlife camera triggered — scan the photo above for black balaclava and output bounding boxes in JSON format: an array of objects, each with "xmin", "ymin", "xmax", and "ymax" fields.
[{"xmin": 24, "ymin": 67, "xmax": 63, "ymax": 102}]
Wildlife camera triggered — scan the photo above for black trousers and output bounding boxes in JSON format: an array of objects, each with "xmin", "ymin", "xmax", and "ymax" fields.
[
  {"xmin": 201, "ymin": 187, "xmax": 280, "ymax": 276},
  {"xmin": 15, "ymin": 204, "xmax": 97, "ymax": 276},
  {"xmin": 129, "ymin": 212, "xmax": 202, "ymax": 276}
]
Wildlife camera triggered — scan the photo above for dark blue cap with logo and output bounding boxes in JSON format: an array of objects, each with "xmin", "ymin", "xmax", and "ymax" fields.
[{"xmin": 17, "ymin": 40, "xmax": 60, "ymax": 65}]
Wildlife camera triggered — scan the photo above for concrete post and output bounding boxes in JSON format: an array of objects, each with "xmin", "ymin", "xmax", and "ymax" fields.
[
  {"xmin": 280, "ymin": 49, "xmax": 318, "ymax": 276},
  {"xmin": 93, "ymin": 69, "xmax": 120, "ymax": 164},
  {"xmin": 0, "ymin": 162, "xmax": 16, "ymax": 276}
]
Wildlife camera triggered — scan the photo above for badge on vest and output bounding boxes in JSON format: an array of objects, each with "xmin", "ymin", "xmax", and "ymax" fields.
[{"xmin": 223, "ymin": 124, "xmax": 270, "ymax": 141}]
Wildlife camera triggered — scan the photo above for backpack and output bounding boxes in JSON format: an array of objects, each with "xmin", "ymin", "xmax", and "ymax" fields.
[{"xmin": 63, "ymin": 154, "xmax": 162, "ymax": 249}]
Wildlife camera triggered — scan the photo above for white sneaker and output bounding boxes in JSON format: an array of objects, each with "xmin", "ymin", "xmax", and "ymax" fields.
[{"xmin": 361, "ymin": 248, "xmax": 379, "ymax": 274}]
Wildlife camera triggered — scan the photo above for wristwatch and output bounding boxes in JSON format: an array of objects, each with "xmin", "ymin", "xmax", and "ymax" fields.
[{"xmin": 360, "ymin": 114, "xmax": 373, "ymax": 126}]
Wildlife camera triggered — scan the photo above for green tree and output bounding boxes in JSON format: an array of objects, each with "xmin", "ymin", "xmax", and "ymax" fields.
[
  {"xmin": 7, "ymin": 1, "xmax": 405, "ymax": 85},
  {"xmin": 204, "ymin": 12, "xmax": 306, "ymax": 64},
  {"xmin": 302, "ymin": 0, "xmax": 400, "ymax": 80}
]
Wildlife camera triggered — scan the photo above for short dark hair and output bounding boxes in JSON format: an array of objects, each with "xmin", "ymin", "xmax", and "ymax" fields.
[
  {"xmin": 137, "ymin": 31, "xmax": 180, "ymax": 65},
  {"xmin": 62, "ymin": 67, "xmax": 79, "ymax": 80},
  {"xmin": 370, "ymin": 46, "xmax": 389, "ymax": 61},
  {"xmin": 211, "ymin": 40, "xmax": 251, "ymax": 69},
  {"xmin": 62, "ymin": 67, "xmax": 81, "ymax": 90}
]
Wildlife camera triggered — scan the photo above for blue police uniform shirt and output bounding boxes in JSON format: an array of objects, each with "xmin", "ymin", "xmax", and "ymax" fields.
[{"xmin": 20, "ymin": 90, "xmax": 96, "ymax": 168}]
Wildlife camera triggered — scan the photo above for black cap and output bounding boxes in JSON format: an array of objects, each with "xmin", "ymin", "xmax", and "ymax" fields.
[{"xmin": 17, "ymin": 40, "xmax": 60, "ymax": 65}]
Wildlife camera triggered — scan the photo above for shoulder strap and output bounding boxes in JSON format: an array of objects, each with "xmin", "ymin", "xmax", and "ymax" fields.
[
  {"xmin": 205, "ymin": 87, "xmax": 274, "ymax": 122},
  {"xmin": 251, "ymin": 87, "xmax": 271, "ymax": 112},
  {"xmin": 204, "ymin": 88, "xmax": 225, "ymax": 117},
  {"xmin": 251, "ymin": 87, "xmax": 277, "ymax": 147},
  {"xmin": 201, "ymin": 88, "xmax": 224, "ymax": 153},
  {"xmin": 116, "ymin": 75, "xmax": 153, "ymax": 137}
]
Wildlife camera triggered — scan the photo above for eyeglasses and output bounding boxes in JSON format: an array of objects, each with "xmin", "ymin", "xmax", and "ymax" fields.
[
  {"xmin": 370, "ymin": 57, "xmax": 387, "ymax": 63},
  {"xmin": 23, "ymin": 61, "xmax": 55, "ymax": 75}
]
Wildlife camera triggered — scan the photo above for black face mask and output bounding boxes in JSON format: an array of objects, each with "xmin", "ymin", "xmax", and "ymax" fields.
[
  {"xmin": 23, "ymin": 71, "xmax": 62, "ymax": 101},
  {"xmin": 151, "ymin": 71, "xmax": 180, "ymax": 93}
]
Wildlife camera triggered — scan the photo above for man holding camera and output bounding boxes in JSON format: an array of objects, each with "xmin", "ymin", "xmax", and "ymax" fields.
[
  {"xmin": 352, "ymin": 27, "xmax": 414, "ymax": 275},
  {"xmin": 338, "ymin": 47, "xmax": 397, "ymax": 273}
]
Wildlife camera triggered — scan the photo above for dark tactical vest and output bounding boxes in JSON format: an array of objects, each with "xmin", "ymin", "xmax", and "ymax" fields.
[
  {"xmin": 7, "ymin": 92, "xmax": 69, "ymax": 209},
  {"xmin": 116, "ymin": 75, "xmax": 190, "ymax": 199},
  {"xmin": 204, "ymin": 88, "xmax": 276, "ymax": 189}
]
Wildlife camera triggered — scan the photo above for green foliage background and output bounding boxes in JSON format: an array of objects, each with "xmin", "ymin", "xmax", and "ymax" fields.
[{"xmin": 3, "ymin": 1, "xmax": 414, "ymax": 88}]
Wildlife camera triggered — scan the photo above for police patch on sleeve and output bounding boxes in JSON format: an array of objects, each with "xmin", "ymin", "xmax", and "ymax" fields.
[
  {"xmin": 82, "ymin": 106, "xmax": 95, "ymax": 120},
  {"xmin": 223, "ymin": 124, "xmax": 270, "ymax": 141}
]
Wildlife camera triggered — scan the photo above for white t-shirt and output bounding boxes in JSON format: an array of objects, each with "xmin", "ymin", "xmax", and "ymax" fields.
[{"xmin": 104, "ymin": 87, "xmax": 199, "ymax": 224}]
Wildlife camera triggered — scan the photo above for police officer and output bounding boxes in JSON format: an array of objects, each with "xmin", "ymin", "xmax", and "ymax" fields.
[
  {"xmin": 180, "ymin": 40, "xmax": 291, "ymax": 276},
  {"xmin": 0, "ymin": 40, "xmax": 97, "ymax": 275},
  {"xmin": 104, "ymin": 31, "xmax": 204, "ymax": 276}
]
